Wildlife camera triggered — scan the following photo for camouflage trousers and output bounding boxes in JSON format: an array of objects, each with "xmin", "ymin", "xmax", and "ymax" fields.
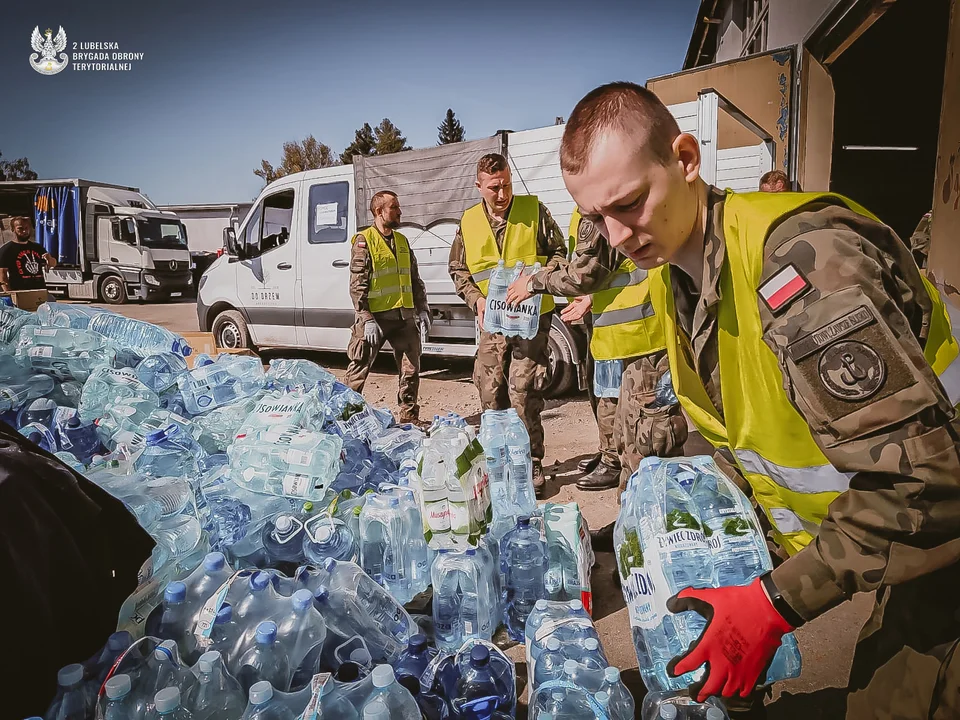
[
  {"xmin": 344, "ymin": 315, "xmax": 421, "ymax": 419},
  {"xmin": 474, "ymin": 327, "xmax": 550, "ymax": 460},
  {"xmin": 615, "ymin": 350, "xmax": 688, "ymax": 491},
  {"xmin": 585, "ymin": 317, "xmax": 620, "ymax": 468},
  {"xmin": 845, "ymin": 562, "xmax": 960, "ymax": 719}
]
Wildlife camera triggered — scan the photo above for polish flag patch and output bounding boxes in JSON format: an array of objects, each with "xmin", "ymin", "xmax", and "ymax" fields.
[{"xmin": 759, "ymin": 264, "xmax": 810, "ymax": 313}]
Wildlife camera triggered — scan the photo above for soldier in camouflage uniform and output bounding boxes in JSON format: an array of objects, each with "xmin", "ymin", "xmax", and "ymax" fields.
[
  {"xmin": 909, "ymin": 210, "xmax": 932, "ymax": 270},
  {"xmin": 448, "ymin": 153, "xmax": 568, "ymax": 496},
  {"xmin": 345, "ymin": 191, "xmax": 431, "ymax": 425},
  {"xmin": 560, "ymin": 81, "xmax": 960, "ymax": 718},
  {"xmin": 506, "ymin": 210, "xmax": 686, "ymax": 492}
]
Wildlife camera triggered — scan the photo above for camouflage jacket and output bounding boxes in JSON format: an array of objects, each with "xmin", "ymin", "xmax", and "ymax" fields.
[
  {"xmin": 528, "ymin": 213, "xmax": 622, "ymax": 297},
  {"xmin": 349, "ymin": 231, "xmax": 428, "ymax": 324},
  {"xmin": 447, "ymin": 198, "xmax": 568, "ymax": 312},
  {"xmin": 909, "ymin": 211, "xmax": 931, "ymax": 269},
  {"xmin": 671, "ymin": 188, "xmax": 960, "ymax": 623}
]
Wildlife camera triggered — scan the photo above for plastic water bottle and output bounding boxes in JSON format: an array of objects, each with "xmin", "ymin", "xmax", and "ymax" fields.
[
  {"xmin": 393, "ymin": 634, "xmax": 437, "ymax": 693},
  {"xmin": 229, "ymin": 427, "xmax": 342, "ymax": 500},
  {"xmin": 55, "ymin": 414, "xmax": 105, "ymax": 464},
  {"xmin": 431, "ymin": 548, "xmax": 497, "ymax": 650},
  {"xmin": 238, "ymin": 621, "xmax": 291, "ymax": 693},
  {"xmin": 504, "ymin": 409, "xmax": 537, "ymax": 516},
  {"xmin": 14, "ymin": 326, "xmax": 116, "ymax": 380},
  {"xmin": 483, "ymin": 260, "xmax": 508, "ymax": 335},
  {"xmin": 360, "ymin": 492, "xmax": 423, "ymax": 603},
  {"xmin": 19, "ymin": 421, "xmax": 57, "ymax": 452},
  {"xmin": 183, "ymin": 650, "xmax": 245, "ymax": 719},
  {"xmin": 79, "ymin": 366, "xmax": 160, "ymax": 421},
  {"xmin": 501, "ymin": 516, "xmax": 548, "ymax": 641},
  {"xmin": 454, "ymin": 644, "xmax": 512, "ymax": 717},
  {"xmin": 599, "ymin": 667, "xmax": 635, "ymax": 720},
  {"xmin": 479, "ymin": 410, "xmax": 510, "ymax": 533},
  {"xmin": 362, "ymin": 665, "xmax": 421, "ymax": 720},
  {"xmin": 260, "ymin": 513, "xmax": 307, "ymax": 574},
  {"xmin": 16, "ymin": 396, "xmax": 57, "ymax": 428},
  {"xmin": 137, "ymin": 352, "xmax": 190, "ymax": 393},
  {"xmin": 149, "ymin": 687, "xmax": 193, "ymax": 719},
  {"xmin": 266, "ymin": 358, "xmax": 336, "ymax": 397},
  {"xmin": 593, "ymin": 359, "xmax": 623, "ymax": 399},
  {"xmin": 0, "ymin": 373, "xmax": 55, "ymax": 412},
  {"xmin": 302, "ymin": 515, "xmax": 358, "ymax": 564},
  {"xmin": 178, "ymin": 356, "xmax": 265, "ymax": 415},
  {"xmin": 89, "ymin": 312, "xmax": 191, "ymax": 357},
  {"xmin": 504, "ymin": 261, "xmax": 543, "ymax": 340},
  {"xmin": 103, "ymin": 673, "xmax": 146, "ymax": 720},
  {"xmin": 314, "ymin": 559, "xmax": 416, "ymax": 663},
  {"xmin": 135, "ymin": 425, "xmax": 202, "ymax": 479},
  {"xmin": 239, "ymin": 682, "xmax": 295, "ymax": 720},
  {"xmin": 0, "ymin": 303, "xmax": 38, "ymax": 346},
  {"xmin": 46, "ymin": 664, "xmax": 89, "ymax": 720},
  {"xmin": 640, "ymin": 691, "xmax": 730, "ymax": 720},
  {"xmin": 158, "ymin": 581, "xmax": 199, "ymax": 660},
  {"xmin": 532, "ymin": 637, "xmax": 567, "ymax": 685},
  {"xmin": 418, "ymin": 438, "xmax": 452, "ymax": 545},
  {"xmin": 37, "ymin": 301, "xmax": 110, "ymax": 329},
  {"xmin": 275, "ymin": 589, "xmax": 327, "ymax": 676}
]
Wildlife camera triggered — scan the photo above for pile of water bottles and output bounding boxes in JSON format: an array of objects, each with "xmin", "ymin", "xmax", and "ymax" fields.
[
  {"xmin": 615, "ymin": 455, "xmax": 803, "ymax": 694},
  {"xmin": 483, "ymin": 260, "xmax": 543, "ymax": 339}
]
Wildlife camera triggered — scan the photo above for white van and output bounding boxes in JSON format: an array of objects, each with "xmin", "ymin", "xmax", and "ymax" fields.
[{"xmin": 197, "ymin": 90, "xmax": 773, "ymax": 396}]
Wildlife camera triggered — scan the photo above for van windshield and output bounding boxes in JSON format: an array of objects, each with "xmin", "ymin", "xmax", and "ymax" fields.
[{"xmin": 137, "ymin": 218, "xmax": 188, "ymax": 249}]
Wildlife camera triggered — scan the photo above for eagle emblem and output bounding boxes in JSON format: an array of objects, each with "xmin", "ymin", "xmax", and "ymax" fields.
[{"xmin": 30, "ymin": 26, "xmax": 69, "ymax": 76}]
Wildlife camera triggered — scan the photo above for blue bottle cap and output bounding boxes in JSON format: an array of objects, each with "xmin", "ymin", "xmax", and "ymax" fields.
[
  {"xmin": 255, "ymin": 621, "xmax": 277, "ymax": 644},
  {"xmin": 249, "ymin": 571, "xmax": 270, "ymax": 592},
  {"xmin": 27, "ymin": 431, "xmax": 42, "ymax": 444},
  {"xmin": 215, "ymin": 604, "xmax": 233, "ymax": 623},
  {"xmin": 313, "ymin": 588, "xmax": 330, "ymax": 604},
  {"xmin": 145, "ymin": 428, "xmax": 167, "ymax": 445},
  {"xmin": 248, "ymin": 681, "xmax": 273, "ymax": 705},
  {"xmin": 66, "ymin": 415, "xmax": 81, "ymax": 428},
  {"xmin": 292, "ymin": 589, "xmax": 313, "ymax": 612},
  {"xmin": 470, "ymin": 644, "xmax": 490, "ymax": 666},
  {"xmin": 203, "ymin": 552, "xmax": 225, "ymax": 572},
  {"xmin": 323, "ymin": 557, "xmax": 337, "ymax": 572},
  {"xmin": 164, "ymin": 581, "xmax": 186, "ymax": 603},
  {"xmin": 408, "ymin": 634, "xmax": 428, "ymax": 653},
  {"xmin": 517, "ymin": 516, "xmax": 531, "ymax": 528}
]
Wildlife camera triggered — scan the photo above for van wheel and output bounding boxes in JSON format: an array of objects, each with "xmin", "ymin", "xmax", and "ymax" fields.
[
  {"xmin": 99, "ymin": 275, "xmax": 127, "ymax": 305},
  {"xmin": 546, "ymin": 325, "xmax": 576, "ymax": 397},
  {"xmin": 212, "ymin": 310, "xmax": 251, "ymax": 349}
]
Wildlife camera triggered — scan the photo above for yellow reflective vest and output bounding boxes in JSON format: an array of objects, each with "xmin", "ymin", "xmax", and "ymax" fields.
[
  {"xmin": 355, "ymin": 226, "xmax": 414, "ymax": 313},
  {"xmin": 567, "ymin": 208, "xmax": 666, "ymax": 361},
  {"xmin": 650, "ymin": 190, "xmax": 960, "ymax": 555},
  {"xmin": 461, "ymin": 196, "xmax": 555, "ymax": 315}
]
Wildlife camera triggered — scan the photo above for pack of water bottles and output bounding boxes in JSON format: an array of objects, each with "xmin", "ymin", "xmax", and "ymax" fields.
[
  {"xmin": 615, "ymin": 455, "xmax": 802, "ymax": 693},
  {"xmin": 525, "ymin": 599, "xmax": 635, "ymax": 720},
  {"xmin": 483, "ymin": 260, "xmax": 543, "ymax": 339}
]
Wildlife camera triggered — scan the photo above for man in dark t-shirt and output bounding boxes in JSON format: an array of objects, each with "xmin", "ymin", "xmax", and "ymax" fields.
[{"xmin": 0, "ymin": 216, "xmax": 57, "ymax": 290}]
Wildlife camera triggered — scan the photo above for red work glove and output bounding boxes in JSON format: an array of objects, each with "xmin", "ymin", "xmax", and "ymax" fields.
[{"xmin": 666, "ymin": 577, "xmax": 794, "ymax": 702}]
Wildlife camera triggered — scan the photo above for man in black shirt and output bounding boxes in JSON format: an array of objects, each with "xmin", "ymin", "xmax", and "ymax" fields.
[{"xmin": 0, "ymin": 216, "xmax": 58, "ymax": 290}]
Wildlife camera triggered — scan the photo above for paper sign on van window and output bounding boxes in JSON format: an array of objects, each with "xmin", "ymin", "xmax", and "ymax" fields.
[{"xmin": 314, "ymin": 202, "xmax": 339, "ymax": 228}]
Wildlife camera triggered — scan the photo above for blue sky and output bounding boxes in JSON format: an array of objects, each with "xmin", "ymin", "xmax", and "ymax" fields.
[{"xmin": 1, "ymin": 0, "xmax": 699, "ymax": 204}]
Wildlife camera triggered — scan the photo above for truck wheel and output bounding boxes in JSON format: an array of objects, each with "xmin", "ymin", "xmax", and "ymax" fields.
[
  {"xmin": 546, "ymin": 325, "xmax": 576, "ymax": 397},
  {"xmin": 99, "ymin": 275, "xmax": 127, "ymax": 305},
  {"xmin": 212, "ymin": 310, "xmax": 250, "ymax": 349}
]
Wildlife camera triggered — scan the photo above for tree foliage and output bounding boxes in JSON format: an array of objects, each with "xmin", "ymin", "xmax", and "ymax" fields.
[
  {"xmin": 373, "ymin": 118, "xmax": 411, "ymax": 155},
  {"xmin": 340, "ymin": 123, "xmax": 377, "ymax": 165},
  {"xmin": 0, "ymin": 151, "xmax": 38, "ymax": 181},
  {"xmin": 254, "ymin": 135, "xmax": 338, "ymax": 185},
  {"xmin": 437, "ymin": 109, "xmax": 465, "ymax": 145}
]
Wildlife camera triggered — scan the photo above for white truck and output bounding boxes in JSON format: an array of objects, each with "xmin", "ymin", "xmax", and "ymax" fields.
[
  {"xmin": 197, "ymin": 90, "xmax": 774, "ymax": 396},
  {"xmin": 0, "ymin": 178, "xmax": 193, "ymax": 304}
]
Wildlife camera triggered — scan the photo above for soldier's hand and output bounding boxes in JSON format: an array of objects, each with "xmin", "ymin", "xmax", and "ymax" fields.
[
  {"xmin": 666, "ymin": 577, "xmax": 793, "ymax": 701},
  {"xmin": 560, "ymin": 295, "xmax": 592, "ymax": 323},
  {"xmin": 364, "ymin": 320, "xmax": 383, "ymax": 347},
  {"xmin": 506, "ymin": 274, "xmax": 534, "ymax": 305},
  {"xmin": 475, "ymin": 297, "xmax": 486, "ymax": 329},
  {"xmin": 418, "ymin": 310, "xmax": 432, "ymax": 333}
]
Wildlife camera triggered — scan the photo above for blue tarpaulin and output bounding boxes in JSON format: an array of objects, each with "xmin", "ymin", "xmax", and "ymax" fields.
[{"xmin": 34, "ymin": 185, "xmax": 80, "ymax": 265}]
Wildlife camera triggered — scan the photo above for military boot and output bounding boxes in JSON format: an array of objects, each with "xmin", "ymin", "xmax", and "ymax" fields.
[
  {"xmin": 576, "ymin": 462, "xmax": 621, "ymax": 491},
  {"xmin": 533, "ymin": 460, "xmax": 547, "ymax": 498}
]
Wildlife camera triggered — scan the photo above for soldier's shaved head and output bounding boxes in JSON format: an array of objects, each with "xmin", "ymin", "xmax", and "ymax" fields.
[
  {"xmin": 477, "ymin": 153, "xmax": 509, "ymax": 178},
  {"xmin": 370, "ymin": 190, "xmax": 398, "ymax": 218},
  {"xmin": 560, "ymin": 82, "xmax": 681, "ymax": 175}
]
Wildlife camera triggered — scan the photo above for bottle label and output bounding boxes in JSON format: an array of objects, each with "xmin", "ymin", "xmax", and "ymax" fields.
[
  {"xmin": 28, "ymin": 346, "xmax": 53, "ymax": 358},
  {"xmin": 194, "ymin": 570, "xmax": 250, "ymax": 640},
  {"xmin": 284, "ymin": 448, "xmax": 314, "ymax": 466},
  {"xmin": 35, "ymin": 328, "xmax": 57, "ymax": 337},
  {"xmin": 424, "ymin": 497, "xmax": 452, "ymax": 533},
  {"xmin": 282, "ymin": 474, "xmax": 312, "ymax": 497},
  {"xmin": 624, "ymin": 568, "xmax": 659, "ymax": 630},
  {"xmin": 103, "ymin": 368, "xmax": 140, "ymax": 383},
  {"xmin": 657, "ymin": 528, "xmax": 708, "ymax": 553},
  {"xmin": 507, "ymin": 446, "xmax": 528, "ymax": 465},
  {"xmin": 706, "ymin": 517, "xmax": 757, "ymax": 552},
  {"xmin": 448, "ymin": 500, "xmax": 470, "ymax": 535}
]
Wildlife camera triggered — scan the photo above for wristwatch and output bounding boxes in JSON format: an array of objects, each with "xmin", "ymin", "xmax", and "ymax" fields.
[{"xmin": 760, "ymin": 571, "xmax": 806, "ymax": 628}]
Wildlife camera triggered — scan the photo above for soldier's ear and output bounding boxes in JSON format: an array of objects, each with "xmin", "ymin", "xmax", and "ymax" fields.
[{"xmin": 673, "ymin": 133, "xmax": 702, "ymax": 184}]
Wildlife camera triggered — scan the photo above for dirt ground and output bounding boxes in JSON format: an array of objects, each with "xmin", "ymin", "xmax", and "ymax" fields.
[{"xmin": 101, "ymin": 300, "xmax": 871, "ymax": 718}]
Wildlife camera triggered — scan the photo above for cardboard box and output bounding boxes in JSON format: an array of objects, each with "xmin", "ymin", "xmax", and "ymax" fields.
[
  {"xmin": 179, "ymin": 331, "xmax": 262, "ymax": 368},
  {"xmin": 1, "ymin": 289, "xmax": 49, "ymax": 311}
]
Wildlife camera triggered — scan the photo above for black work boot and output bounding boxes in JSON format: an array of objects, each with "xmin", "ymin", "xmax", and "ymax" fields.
[
  {"xmin": 576, "ymin": 462, "xmax": 621, "ymax": 491},
  {"xmin": 590, "ymin": 521, "xmax": 615, "ymax": 552},
  {"xmin": 533, "ymin": 461, "xmax": 547, "ymax": 498},
  {"xmin": 577, "ymin": 452, "xmax": 602, "ymax": 473}
]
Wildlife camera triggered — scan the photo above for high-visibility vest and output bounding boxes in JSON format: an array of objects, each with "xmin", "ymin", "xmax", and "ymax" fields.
[
  {"xmin": 460, "ymin": 195, "xmax": 555, "ymax": 315},
  {"xmin": 355, "ymin": 226, "xmax": 415, "ymax": 313},
  {"xmin": 649, "ymin": 190, "xmax": 960, "ymax": 555},
  {"xmin": 567, "ymin": 208, "xmax": 666, "ymax": 361}
]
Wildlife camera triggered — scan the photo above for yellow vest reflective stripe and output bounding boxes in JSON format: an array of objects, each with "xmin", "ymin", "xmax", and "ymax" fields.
[
  {"xmin": 566, "ymin": 207, "xmax": 666, "ymax": 361},
  {"xmin": 650, "ymin": 190, "xmax": 960, "ymax": 555},
  {"xmin": 356, "ymin": 226, "xmax": 414, "ymax": 312},
  {"xmin": 461, "ymin": 196, "xmax": 555, "ymax": 315}
]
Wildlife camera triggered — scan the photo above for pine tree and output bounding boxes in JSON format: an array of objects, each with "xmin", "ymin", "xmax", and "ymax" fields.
[
  {"xmin": 0, "ymin": 151, "xmax": 38, "ymax": 181},
  {"xmin": 340, "ymin": 123, "xmax": 377, "ymax": 165},
  {"xmin": 373, "ymin": 118, "xmax": 411, "ymax": 155},
  {"xmin": 437, "ymin": 109, "xmax": 465, "ymax": 145}
]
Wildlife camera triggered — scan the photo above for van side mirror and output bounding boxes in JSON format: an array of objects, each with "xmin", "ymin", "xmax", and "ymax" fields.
[{"xmin": 224, "ymin": 226, "xmax": 241, "ymax": 258}]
